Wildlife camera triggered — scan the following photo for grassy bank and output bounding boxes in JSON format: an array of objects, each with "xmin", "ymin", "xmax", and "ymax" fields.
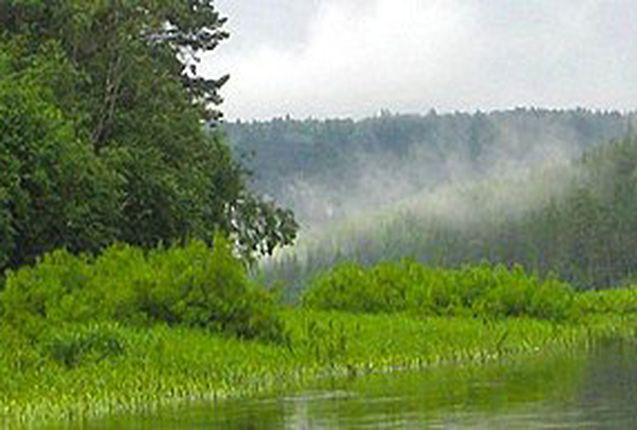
[
  {"xmin": 2, "ymin": 242, "xmax": 637, "ymax": 425},
  {"xmin": 1, "ymin": 310, "xmax": 636, "ymax": 425}
]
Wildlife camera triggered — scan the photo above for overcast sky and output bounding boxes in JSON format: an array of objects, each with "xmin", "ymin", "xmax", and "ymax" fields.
[{"xmin": 202, "ymin": 0, "xmax": 637, "ymax": 121}]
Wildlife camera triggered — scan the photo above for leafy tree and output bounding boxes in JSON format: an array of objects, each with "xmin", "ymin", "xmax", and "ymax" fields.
[
  {"xmin": 0, "ymin": 0, "xmax": 297, "ymax": 272},
  {"xmin": 0, "ymin": 39, "xmax": 121, "ymax": 271}
]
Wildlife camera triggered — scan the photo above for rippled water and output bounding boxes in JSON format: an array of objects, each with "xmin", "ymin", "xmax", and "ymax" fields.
[{"xmin": 74, "ymin": 341, "xmax": 637, "ymax": 429}]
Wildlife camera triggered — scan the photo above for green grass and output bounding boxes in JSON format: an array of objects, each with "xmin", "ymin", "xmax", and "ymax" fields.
[
  {"xmin": 2, "ymin": 242, "xmax": 637, "ymax": 426},
  {"xmin": 1, "ymin": 310, "xmax": 635, "ymax": 425}
]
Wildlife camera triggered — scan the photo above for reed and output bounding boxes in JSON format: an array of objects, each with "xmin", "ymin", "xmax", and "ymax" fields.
[
  {"xmin": 1, "ymin": 310, "xmax": 635, "ymax": 425},
  {"xmin": 2, "ymin": 243, "xmax": 637, "ymax": 426}
]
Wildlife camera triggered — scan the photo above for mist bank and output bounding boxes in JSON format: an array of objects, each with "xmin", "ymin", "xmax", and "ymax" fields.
[
  {"xmin": 224, "ymin": 108, "xmax": 635, "ymax": 228},
  {"xmin": 258, "ymin": 132, "xmax": 637, "ymax": 298}
]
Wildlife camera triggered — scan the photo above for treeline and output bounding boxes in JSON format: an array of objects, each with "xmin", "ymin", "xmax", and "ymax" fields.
[
  {"xmin": 225, "ymin": 109, "xmax": 634, "ymax": 224},
  {"xmin": 265, "ymin": 133, "xmax": 637, "ymax": 296},
  {"xmin": 470, "ymin": 134, "xmax": 637, "ymax": 288}
]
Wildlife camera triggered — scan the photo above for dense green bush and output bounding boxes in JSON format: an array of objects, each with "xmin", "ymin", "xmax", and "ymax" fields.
[
  {"xmin": 0, "ymin": 236, "xmax": 286, "ymax": 343},
  {"xmin": 302, "ymin": 260, "xmax": 575, "ymax": 321},
  {"xmin": 573, "ymin": 288, "xmax": 637, "ymax": 317}
]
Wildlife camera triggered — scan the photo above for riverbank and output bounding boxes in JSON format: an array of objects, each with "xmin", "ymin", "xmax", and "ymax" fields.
[
  {"xmin": 1, "ymin": 310, "xmax": 635, "ymax": 425},
  {"xmin": 2, "ymin": 244, "xmax": 637, "ymax": 425}
]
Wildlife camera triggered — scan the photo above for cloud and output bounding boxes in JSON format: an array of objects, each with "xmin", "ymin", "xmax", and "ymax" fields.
[{"xmin": 204, "ymin": 0, "xmax": 637, "ymax": 120}]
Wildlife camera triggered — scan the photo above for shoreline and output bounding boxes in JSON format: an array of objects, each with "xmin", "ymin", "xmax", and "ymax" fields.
[{"xmin": 2, "ymin": 311, "xmax": 634, "ymax": 425}]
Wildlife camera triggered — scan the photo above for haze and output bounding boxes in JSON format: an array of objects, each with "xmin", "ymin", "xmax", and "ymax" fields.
[{"xmin": 203, "ymin": 0, "xmax": 637, "ymax": 120}]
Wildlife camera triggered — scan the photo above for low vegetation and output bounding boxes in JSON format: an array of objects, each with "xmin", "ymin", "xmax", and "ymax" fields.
[
  {"xmin": 0, "ymin": 235, "xmax": 286, "ymax": 344},
  {"xmin": 302, "ymin": 261, "xmax": 574, "ymax": 321},
  {"xmin": 1, "ymin": 242, "xmax": 637, "ymax": 425},
  {"xmin": 2, "ymin": 310, "xmax": 635, "ymax": 425}
]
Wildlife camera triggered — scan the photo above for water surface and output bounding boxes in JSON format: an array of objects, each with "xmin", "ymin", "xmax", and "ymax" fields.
[{"xmin": 68, "ymin": 342, "xmax": 637, "ymax": 429}]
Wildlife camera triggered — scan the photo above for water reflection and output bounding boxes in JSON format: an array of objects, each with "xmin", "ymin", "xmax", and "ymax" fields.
[{"xmin": 69, "ymin": 342, "xmax": 637, "ymax": 429}]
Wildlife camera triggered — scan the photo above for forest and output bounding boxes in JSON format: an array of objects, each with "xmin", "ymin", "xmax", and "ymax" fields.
[
  {"xmin": 262, "ymin": 133, "xmax": 637, "ymax": 294},
  {"xmin": 1, "ymin": 0, "xmax": 637, "ymax": 426},
  {"xmin": 225, "ymin": 109, "xmax": 634, "ymax": 225}
]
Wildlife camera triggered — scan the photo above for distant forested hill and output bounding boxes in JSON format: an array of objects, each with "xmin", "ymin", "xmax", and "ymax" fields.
[
  {"xmin": 223, "ymin": 109, "xmax": 635, "ymax": 226},
  {"xmin": 263, "ymin": 132, "xmax": 637, "ymax": 295}
]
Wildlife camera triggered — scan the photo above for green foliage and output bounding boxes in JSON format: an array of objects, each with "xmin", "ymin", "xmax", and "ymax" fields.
[
  {"xmin": 45, "ymin": 324, "xmax": 126, "ymax": 369},
  {"xmin": 0, "ymin": 39, "xmax": 122, "ymax": 271},
  {"xmin": 0, "ymin": 236, "xmax": 286, "ymax": 343},
  {"xmin": 225, "ymin": 109, "xmax": 632, "ymax": 224},
  {"xmin": 573, "ymin": 288, "xmax": 637, "ymax": 317},
  {"xmin": 265, "ymin": 132, "xmax": 637, "ymax": 296},
  {"xmin": 1, "ymin": 310, "xmax": 633, "ymax": 424},
  {"xmin": 0, "ymin": 1, "xmax": 298, "ymax": 274},
  {"xmin": 301, "ymin": 263, "xmax": 374, "ymax": 313},
  {"xmin": 302, "ymin": 261, "xmax": 575, "ymax": 321}
]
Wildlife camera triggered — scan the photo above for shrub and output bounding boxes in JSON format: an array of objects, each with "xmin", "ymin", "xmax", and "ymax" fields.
[
  {"xmin": 0, "ymin": 235, "xmax": 287, "ymax": 343},
  {"xmin": 302, "ymin": 260, "xmax": 576, "ymax": 321},
  {"xmin": 573, "ymin": 288, "xmax": 637, "ymax": 317},
  {"xmin": 302, "ymin": 263, "xmax": 373, "ymax": 313}
]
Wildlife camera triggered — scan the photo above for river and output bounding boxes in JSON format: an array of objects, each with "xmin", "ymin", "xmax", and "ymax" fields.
[{"xmin": 58, "ymin": 341, "xmax": 637, "ymax": 429}]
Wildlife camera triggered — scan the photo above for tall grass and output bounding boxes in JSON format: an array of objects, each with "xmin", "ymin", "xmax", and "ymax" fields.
[
  {"xmin": 2, "ymin": 310, "xmax": 634, "ymax": 425},
  {"xmin": 2, "ymin": 239, "xmax": 637, "ymax": 425}
]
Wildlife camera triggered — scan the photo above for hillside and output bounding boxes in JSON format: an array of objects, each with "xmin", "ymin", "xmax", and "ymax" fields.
[
  {"xmin": 224, "ymin": 109, "xmax": 634, "ymax": 226},
  {"xmin": 252, "ymin": 125, "xmax": 637, "ymax": 296}
]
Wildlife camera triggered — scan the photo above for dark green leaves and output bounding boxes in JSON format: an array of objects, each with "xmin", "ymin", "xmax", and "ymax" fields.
[
  {"xmin": 0, "ymin": 1, "xmax": 298, "ymax": 273},
  {"xmin": 0, "ymin": 41, "xmax": 122, "ymax": 270}
]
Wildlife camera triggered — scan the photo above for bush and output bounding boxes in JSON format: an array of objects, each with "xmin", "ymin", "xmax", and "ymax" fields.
[
  {"xmin": 302, "ymin": 263, "xmax": 384, "ymax": 313},
  {"xmin": 0, "ymin": 235, "xmax": 287, "ymax": 343},
  {"xmin": 573, "ymin": 288, "xmax": 637, "ymax": 317},
  {"xmin": 302, "ymin": 260, "xmax": 576, "ymax": 321}
]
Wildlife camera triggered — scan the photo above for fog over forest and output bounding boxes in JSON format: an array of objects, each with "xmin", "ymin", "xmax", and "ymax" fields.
[
  {"xmin": 226, "ymin": 109, "xmax": 635, "ymax": 229},
  {"xmin": 224, "ymin": 109, "xmax": 637, "ymax": 294}
]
